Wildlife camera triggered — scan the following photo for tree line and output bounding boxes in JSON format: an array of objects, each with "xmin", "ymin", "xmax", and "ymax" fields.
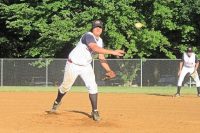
[{"xmin": 0, "ymin": 0, "xmax": 200, "ymax": 58}]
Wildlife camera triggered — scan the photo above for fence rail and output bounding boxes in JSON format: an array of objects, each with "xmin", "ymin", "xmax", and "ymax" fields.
[{"xmin": 0, "ymin": 58, "xmax": 196, "ymax": 87}]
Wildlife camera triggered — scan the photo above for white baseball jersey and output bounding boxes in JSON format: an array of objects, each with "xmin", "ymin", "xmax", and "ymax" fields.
[
  {"xmin": 182, "ymin": 52, "xmax": 197, "ymax": 68},
  {"xmin": 59, "ymin": 32, "xmax": 104, "ymax": 94},
  {"xmin": 178, "ymin": 52, "xmax": 200, "ymax": 87},
  {"xmin": 68, "ymin": 32, "xmax": 103, "ymax": 66}
]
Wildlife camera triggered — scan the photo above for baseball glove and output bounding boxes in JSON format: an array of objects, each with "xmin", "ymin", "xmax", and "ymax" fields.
[
  {"xmin": 190, "ymin": 70, "xmax": 197, "ymax": 80},
  {"xmin": 102, "ymin": 71, "xmax": 116, "ymax": 80}
]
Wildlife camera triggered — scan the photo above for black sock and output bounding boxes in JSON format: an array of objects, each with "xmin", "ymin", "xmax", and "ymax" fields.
[
  {"xmin": 89, "ymin": 93, "xmax": 98, "ymax": 111},
  {"xmin": 197, "ymin": 87, "xmax": 200, "ymax": 94},
  {"xmin": 177, "ymin": 86, "xmax": 181, "ymax": 94},
  {"xmin": 55, "ymin": 90, "xmax": 66, "ymax": 103}
]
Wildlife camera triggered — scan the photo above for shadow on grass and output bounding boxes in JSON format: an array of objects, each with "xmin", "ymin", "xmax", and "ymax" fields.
[{"xmin": 67, "ymin": 110, "xmax": 92, "ymax": 118}]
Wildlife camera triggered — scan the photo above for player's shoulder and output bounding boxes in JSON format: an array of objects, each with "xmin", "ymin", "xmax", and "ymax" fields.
[
  {"xmin": 81, "ymin": 32, "xmax": 95, "ymax": 42},
  {"xmin": 85, "ymin": 32, "xmax": 103, "ymax": 40},
  {"xmin": 82, "ymin": 32, "xmax": 94, "ymax": 38},
  {"xmin": 183, "ymin": 52, "xmax": 196, "ymax": 56},
  {"xmin": 192, "ymin": 52, "xmax": 196, "ymax": 56}
]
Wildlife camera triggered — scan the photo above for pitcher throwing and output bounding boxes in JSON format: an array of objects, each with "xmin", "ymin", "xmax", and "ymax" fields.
[
  {"xmin": 175, "ymin": 47, "xmax": 200, "ymax": 97},
  {"xmin": 47, "ymin": 20, "xmax": 124, "ymax": 121}
]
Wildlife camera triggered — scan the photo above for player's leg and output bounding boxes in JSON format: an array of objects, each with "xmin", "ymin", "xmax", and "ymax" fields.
[
  {"xmin": 80, "ymin": 65, "xmax": 100, "ymax": 121},
  {"xmin": 187, "ymin": 68, "xmax": 200, "ymax": 97},
  {"xmin": 50, "ymin": 62, "xmax": 78, "ymax": 112},
  {"xmin": 176, "ymin": 67, "xmax": 188, "ymax": 96},
  {"xmin": 193, "ymin": 72, "xmax": 200, "ymax": 96}
]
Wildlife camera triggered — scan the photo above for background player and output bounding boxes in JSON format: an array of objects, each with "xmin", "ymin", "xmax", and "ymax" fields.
[
  {"xmin": 47, "ymin": 20, "xmax": 124, "ymax": 121},
  {"xmin": 175, "ymin": 47, "xmax": 200, "ymax": 97}
]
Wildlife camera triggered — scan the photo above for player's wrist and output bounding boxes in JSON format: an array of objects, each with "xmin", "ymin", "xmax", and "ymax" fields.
[
  {"xmin": 106, "ymin": 69, "xmax": 112, "ymax": 73},
  {"xmin": 110, "ymin": 50, "xmax": 115, "ymax": 55}
]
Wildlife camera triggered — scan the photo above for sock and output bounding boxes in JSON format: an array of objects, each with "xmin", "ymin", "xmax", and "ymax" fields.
[
  {"xmin": 55, "ymin": 89, "xmax": 66, "ymax": 103},
  {"xmin": 177, "ymin": 86, "xmax": 181, "ymax": 94},
  {"xmin": 197, "ymin": 87, "xmax": 200, "ymax": 94},
  {"xmin": 89, "ymin": 93, "xmax": 98, "ymax": 111}
]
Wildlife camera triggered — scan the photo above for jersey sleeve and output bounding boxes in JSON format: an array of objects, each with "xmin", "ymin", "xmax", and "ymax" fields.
[
  {"xmin": 195, "ymin": 55, "xmax": 198, "ymax": 63},
  {"xmin": 81, "ymin": 33, "xmax": 96, "ymax": 46}
]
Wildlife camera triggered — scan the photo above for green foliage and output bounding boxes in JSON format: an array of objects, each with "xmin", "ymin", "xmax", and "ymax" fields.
[
  {"xmin": 29, "ymin": 58, "xmax": 52, "ymax": 68},
  {"xmin": 118, "ymin": 60, "xmax": 141, "ymax": 86},
  {"xmin": 0, "ymin": 0, "xmax": 200, "ymax": 58}
]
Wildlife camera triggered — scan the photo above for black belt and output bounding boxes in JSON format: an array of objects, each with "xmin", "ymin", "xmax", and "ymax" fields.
[
  {"xmin": 67, "ymin": 59, "xmax": 84, "ymax": 66},
  {"xmin": 67, "ymin": 59, "xmax": 73, "ymax": 63}
]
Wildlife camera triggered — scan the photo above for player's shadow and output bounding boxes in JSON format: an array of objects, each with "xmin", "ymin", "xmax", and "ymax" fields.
[
  {"xmin": 147, "ymin": 93, "xmax": 173, "ymax": 97},
  {"xmin": 67, "ymin": 110, "xmax": 92, "ymax": 118}
]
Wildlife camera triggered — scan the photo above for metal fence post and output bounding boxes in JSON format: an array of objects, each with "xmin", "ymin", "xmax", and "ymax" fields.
[
  {"xmin": 93, "ymin": 59, "xmax": 95, "ymax": 71},
  {"xmin": 140, "ymin": 59, "xmax": 143, "ymax": 88},
  {"xmin": 1, "ymin": 59, "xmax": 3, "ymax": 87},
  {"xmin": 46, "ymin": 59, "xmax": 48, "ymax": 87},
  {"xmin": 189, "ymin": 77, "xmax": 191, "ymax": 88}
]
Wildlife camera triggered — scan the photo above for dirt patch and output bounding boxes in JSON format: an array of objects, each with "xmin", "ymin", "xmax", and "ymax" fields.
[{"xmin": 0, "ymin": 92, "xmax": 200, "ymax": 133}]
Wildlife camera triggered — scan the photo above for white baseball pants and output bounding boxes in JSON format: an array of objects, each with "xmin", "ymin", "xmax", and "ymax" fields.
[
  {"xmin": 178, "ymin": 66, "xmax": 200, "ymax": 87},
  {"xmin": 59, "ymin": 61, "xmax": 97, "ymax": 94}
]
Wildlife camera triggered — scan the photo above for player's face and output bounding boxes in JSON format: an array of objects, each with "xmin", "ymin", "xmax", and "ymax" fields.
[
  {"xmin": 187, "ymin": 52, "xmax": 192, "ymax": 57},
  {"xmin": 92, "ymin": 27, "xmax": 102, "ymax": 37}
]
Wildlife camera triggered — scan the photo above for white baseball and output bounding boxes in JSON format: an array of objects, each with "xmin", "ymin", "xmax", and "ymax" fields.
[{"xmin": 134, "ymin": 22, "xmax": 143, "ymax": 29}]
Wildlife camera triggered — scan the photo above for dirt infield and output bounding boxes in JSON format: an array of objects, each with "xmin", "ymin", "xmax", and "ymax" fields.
[{"xmin": 0, "ymin": 92, "xmax": 200, "ymax": 133}]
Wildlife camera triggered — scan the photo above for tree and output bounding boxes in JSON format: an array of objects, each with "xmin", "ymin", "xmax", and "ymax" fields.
[{"xmin": 0, "ymin": 0, "xmax": 199, "ymax": 58}]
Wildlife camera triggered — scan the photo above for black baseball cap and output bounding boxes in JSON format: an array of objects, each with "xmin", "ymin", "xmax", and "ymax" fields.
[
  {"xmin": 187, "ymin": 47, "xmax": 193, "ymax": 52},
  {"xmin": 92, "ymin": 20, "xmax": 103, "ymax": 29}
]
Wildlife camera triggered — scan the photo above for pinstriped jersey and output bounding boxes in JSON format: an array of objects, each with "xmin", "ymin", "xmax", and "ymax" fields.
[{"xmin": 68, "ymin": 32, "xmax": 103, "ymax": 66}]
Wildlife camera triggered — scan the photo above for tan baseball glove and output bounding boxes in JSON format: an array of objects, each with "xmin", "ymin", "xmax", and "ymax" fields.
[
  {"xmin": 102, "ymin": 70, "xmax": 116, "ymax": 80},
  {"xmin": 190, "ymin": 70, "xmax": 197, "ymax": 79}
]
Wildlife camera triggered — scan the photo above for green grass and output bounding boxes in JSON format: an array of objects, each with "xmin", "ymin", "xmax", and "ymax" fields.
[{"xmin": 0, "ymin": 86, "xmax": 198, "ymax": 95}]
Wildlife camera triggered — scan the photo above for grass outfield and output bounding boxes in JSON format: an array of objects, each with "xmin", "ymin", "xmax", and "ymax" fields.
[{"xmin": 0, "ymin": 86, "xmax": 198, "ymax": 95}]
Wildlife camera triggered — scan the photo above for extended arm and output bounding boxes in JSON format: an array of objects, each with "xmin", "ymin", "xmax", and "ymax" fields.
[
  {"xmin": 179, "ymin": 61, "xmax": 183, "ymax": 71},
  {"xmin": 178, "ymin": 61, "xmax": 183, "ymax": 76},
  {"xmin": 88, "ymin": 43, "xmax": 124, "ymax": 56},
  {"xmin": 195, "ymin": 56, "xmax": 199, "ymax": 71}
]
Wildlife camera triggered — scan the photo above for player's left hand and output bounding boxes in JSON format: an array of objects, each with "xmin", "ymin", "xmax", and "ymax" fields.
[
  {"xmin": 190, "ymin": 70, "xmax": 197, "ymax": 79},
  {"xmin": 112, "ymin": 50, "xmax": 125, "ymax": 57}
]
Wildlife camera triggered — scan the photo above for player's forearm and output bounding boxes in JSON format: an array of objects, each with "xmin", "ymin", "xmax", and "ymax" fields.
[
  {"xmin": 89, "ymin": 43, "xmax": 114, "ymax": 55},
  {"xmin": 100, "ymin": 61, "xmax": 112, "ymax": 72},
  {"xmin": 93, "ymin": 46, "xmax": 114, "ymax": 55},
  {"xmin": 195, "ymin": 62, "xmax": 199, "ymax": 70},
  {"xmin": 99, "ymin": 54, "xmax": 112, "ymax": 72},
  {"xmin": 179, "ymin": 62, "xmax": 183, "ymax": 71}
]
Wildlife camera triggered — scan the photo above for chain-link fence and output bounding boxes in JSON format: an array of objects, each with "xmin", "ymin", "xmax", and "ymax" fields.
[{"xmin": 0, "ymin": 58, "xmax": 197, "ymax": 87}]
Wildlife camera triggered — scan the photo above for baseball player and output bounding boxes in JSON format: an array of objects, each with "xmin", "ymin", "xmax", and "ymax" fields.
[
  {"xmin": 47, "ymin": 20, "xmax": 124, "ymax": 121},
  {"xmin": 175, "ymin": 47, "xmax": 200, "ymax": 97}
]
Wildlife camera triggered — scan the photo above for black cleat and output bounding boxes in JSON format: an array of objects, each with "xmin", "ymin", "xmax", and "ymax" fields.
[
  {"xmin": 46, "ymin": 101, "xmax": 61, "ymax": 114},
  {"xmin": 91, "ymin": 111, "xmax": 100, "ymax": 121}
]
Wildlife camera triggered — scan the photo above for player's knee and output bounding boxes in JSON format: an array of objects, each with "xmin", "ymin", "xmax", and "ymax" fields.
[
  {"xmin": 196, "ymin": 82, "xmax": 200, "ymax": 87},
  {"xmin": 177, "ymin": 80, "xmax": 183, "ymax": 86},
  {"xmin": 87, "ymin": 83, "xmax": 98, "ymax": 94},
  {"xmin": 177, "ymin": 83, "xmax": 182, "ymax": 87},
  {"xmin": 59, "ymin": 85, "xmax": 71, "ymax": 93}
]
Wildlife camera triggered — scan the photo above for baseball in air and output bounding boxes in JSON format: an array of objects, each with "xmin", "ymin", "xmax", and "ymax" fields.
[{"xmin": 134, "ymin": 22, "xmax": 143, "ymax": 29}]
